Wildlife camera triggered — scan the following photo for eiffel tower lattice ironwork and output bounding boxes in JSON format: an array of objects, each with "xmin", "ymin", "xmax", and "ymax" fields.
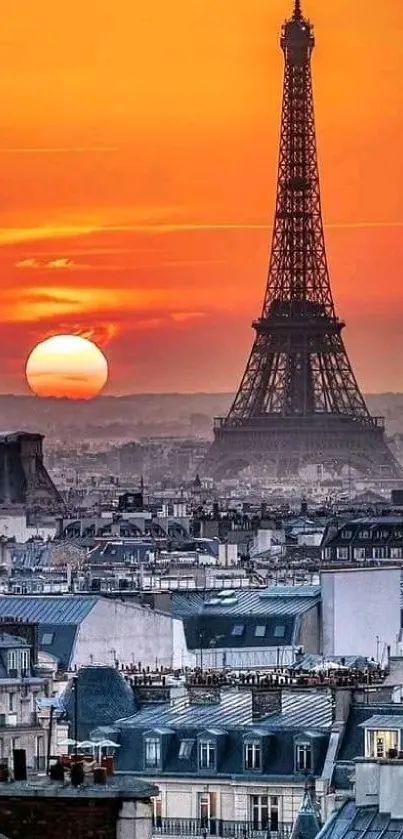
[{"xmin": 205, "ymin": 0, "xmax": 401, "ymax": 481}]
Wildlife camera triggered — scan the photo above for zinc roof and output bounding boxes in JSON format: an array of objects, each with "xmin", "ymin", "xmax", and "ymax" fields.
[
  {"xmin": 116, "ymin": 688, "xmax": 332, "ymax": 732},
  {"xmin": 0, "ymin": 595, "xmax": 99, "ymax": 624},
  {"xmin": 117, "ymin": 690, "xmax": 254, "ymax": 729},
  {"xmin": 171, "ymin": 585, "xmax": 321, "ymax": 618},
  {"xmin": 358, "ymin": 714, "xmax": 403, "ymax": 730}
]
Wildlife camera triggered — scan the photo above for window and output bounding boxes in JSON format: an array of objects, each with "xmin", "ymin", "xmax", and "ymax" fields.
[
  {"xmin": 353, "ymin": 547, "xmax": 366, "ymax": 560},
  {"xmin": 178, "ymin": 739, "xmax": 194, "ymax": 760},
  {"xmin": 7, "ymin": 651, "xmax": 18, "ymax": 675},
  {"xmin": 254, "ymin": 625, "xmax": 266, "ymax": 638},
  {"xmin": 250, "ymin": 796, "xmax": 278, "ymax": 831},
  {"xmin": 359, "ymin": 530, "xmax": 370, "ymax": 539},
  {"xmin": 41, "ymin": 633, "xmax": 54, "ymax": 646},
  {"xmin": 295, "ymin": 742, "xmax": 313, "ymax": 772},
  {"xmin": 244, "ymin": 740, "xmax": 261, "ymax": 770},
  {"xmin": 144, "ymin": 737, "xmax": 161, "ymax": 768},
  {"xmin": 372, "ymin": 547, "xmax": 387, "ymax": 559},
  {"xmin": 199, "ymin": 739, "xmax": 216, "ymax": 769},
  {"xmin": 20, "ymin": 650, "xmax": 30, "ymax": 674},
  {"xmin": 231, "ymin": 624, "xmax": 245, "ymax": 637},
  {"xmin": 274, "ymin": 624, "xmax": 286, "ymax": 638},
  {"xmin": 341, "ymin": 530, "xmax": 352, "ymax": 540},
  {"xmin": 8, "ymin": 693, "xmax": 14, "ymax": 713},
  {"xmin": 336, "ymin": 547, "xmax": 349, "ymax": 560},
  {"xmin": 391, "ymin": 548, "xmax": 402, "ymax": 559},
  {"xmin": 251, "ymin": 795, "xmax": 268, "ymax": 831},
  {"xmin": 153, "ymin": 798, "xmax": 162, "ymax": 829},
  {"xmin": 366, "ymin": 729, "xmax": 399, "ymax": 758}
]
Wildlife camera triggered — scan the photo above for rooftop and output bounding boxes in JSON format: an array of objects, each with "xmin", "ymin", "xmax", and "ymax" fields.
[
  {"xmin": 0, "ymin": 774, "xmax": 157, "ymax": 799},
  {"xmin": 0, "ymin": 595, "xmax": 99, "ymax": 624},
  {"xmin": 358, "ymin": 714, "xmax": 403, "ymax": 730},
  {"xmin": 172, "ymin": 585, "xmax": 321, "ymax": 617},
  {"xmin": 316, "ymin": 800, "xmax": 403, "ymax": 839}
]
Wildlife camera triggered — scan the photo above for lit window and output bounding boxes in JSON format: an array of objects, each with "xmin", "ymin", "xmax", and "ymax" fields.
[
  {"xmin": 144, "ymin": 737, "xmax": 161, "ymax": 768},
  {"xmin": 274, "ymin": 625, "xmax": 286, "ymax": 638},
  {"xmin": 341, "ymin": 531, "xmax": 352, "ymax": 540},
  {"xmin": 244, "ymin": 740, "xmax": 261, "ymax": 770},
  {"xmin": 254, "ymin": 625, "xmax": 266, "ymax": 638},
  {"xmin": 199, "ymin": 740, "xmax": 216, "ymax": 769},
  {"xmin": 366, "ymin": 729, "xmax": 399, "ymax": 758},
  {"xmin": 178, "ymin": 739, "xmax": 194, "ymax": 760},
  {"xmin": 295, "ymin": 742, "xmax": 312, "ymax": 772},
  {"xmin": 336, "ymin": 547, "xmax": 349, "ymax": 560},
  {"xmin": 231, "ymin": 624, "xmax": 245, "ymax": 637}
]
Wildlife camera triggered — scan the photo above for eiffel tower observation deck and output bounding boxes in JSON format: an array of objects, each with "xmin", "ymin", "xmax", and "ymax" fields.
[{"xmin": 205, "ymin": 0, "xmax": 402, "ymax": 482}]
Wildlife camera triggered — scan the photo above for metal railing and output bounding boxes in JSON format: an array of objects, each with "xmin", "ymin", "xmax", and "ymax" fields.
[{"xmin": 152, "ymin": 818, "xmax": 293, "ymax": 839}]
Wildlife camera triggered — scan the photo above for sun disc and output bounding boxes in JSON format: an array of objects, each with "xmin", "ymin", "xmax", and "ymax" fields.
[{"xmin": 25, "ymin": 334, "xmax": 109, "ymax": 399}]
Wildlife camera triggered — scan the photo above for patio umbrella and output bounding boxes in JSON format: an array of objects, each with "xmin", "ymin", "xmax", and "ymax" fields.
[
  {"xmin": 77, "ymin": 741, "xmax": 96, "ymax": 750},
  {"xmin": 59, "ymin": 738, "xmax": 78, "ymax": 749}
]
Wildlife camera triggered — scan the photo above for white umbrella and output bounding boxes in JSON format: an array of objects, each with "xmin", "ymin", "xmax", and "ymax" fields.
[
  {"xmin": 94, "ymin": 740, "xmax": 120, "ymax": 749},
  {"xmin": 60, "ymin": 738, "xmax": 78, "ymax": 748},
  {"xmin": 77, "ymin": 741, "xmax": 96, "ymax": 750}
]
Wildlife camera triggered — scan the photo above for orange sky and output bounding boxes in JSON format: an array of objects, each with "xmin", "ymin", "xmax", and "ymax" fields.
[{"xmin": 0, "ymin": 0, "xmax": 403, "ymax": 394}]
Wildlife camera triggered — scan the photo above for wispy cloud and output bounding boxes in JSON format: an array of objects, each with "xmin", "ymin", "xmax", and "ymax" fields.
[
  {"xmin": 3, "ymin": 219, "xmax": 403, "ymax": 249},
  {"xmin": 0, "ymin": 146, "xmax": 118, "ymax": 154}
]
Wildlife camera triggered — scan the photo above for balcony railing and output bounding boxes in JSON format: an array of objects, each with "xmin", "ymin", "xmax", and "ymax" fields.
[{"xmin": 152, "ymin": 819, "xmax": 293, "ymax": 839}]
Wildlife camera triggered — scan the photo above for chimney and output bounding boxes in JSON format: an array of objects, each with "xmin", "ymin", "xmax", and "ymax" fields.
[{"xmin": 355, "ymin": 757, "xmax": 403, "ymax": 819}]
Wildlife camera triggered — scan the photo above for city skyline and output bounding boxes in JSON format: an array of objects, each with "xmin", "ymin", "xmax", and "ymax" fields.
[{"xmin": 0, "ymin": 0, "xmax": 403, "ymax": 394}]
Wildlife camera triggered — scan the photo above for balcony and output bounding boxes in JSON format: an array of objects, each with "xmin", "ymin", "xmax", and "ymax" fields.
[{"xmin": 152, "ymin": 819, "xmax": 293, "ymax": 839}]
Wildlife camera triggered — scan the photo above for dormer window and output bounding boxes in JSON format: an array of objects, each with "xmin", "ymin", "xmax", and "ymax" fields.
[
  {"xmin": 295, "ymin": 741, "xmax": 312, "ymax": 773},
  {"xmin": 144, "ymin": 736, "xmax": 161, "ymax": 769},
  {"xmin": 244, "ymin": 740, "xmax": 261, "ymax": 770},
  {"xmin": 178, "ymin": 739, "xmax": 194, "ymax": 760},
  {"xmin": 199, "ymin": 739, "xmax": 216, "ymax": 769},
  {"xmin": 7, "ymin": 648, "xmax": 30, "ymax": 678}
]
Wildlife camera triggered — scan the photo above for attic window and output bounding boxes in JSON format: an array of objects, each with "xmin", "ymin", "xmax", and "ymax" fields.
[
  {"xmin": 273, "ymin": 624, "xmax": 286, "ymax": 638},
  {"xmin": 144, "ymin": 736, "xmax": 161, "ymax": 769},
  {"xmin": 41, "ymin": 633, "xmax": 54, "ymax": 645},
  {"xmin": 254, "ymin": 625, "xmax": 266, "ymax": 638},
  {"xmin": 178, "ymin": 739, "xmax": 194, "ymax": 760},
  {"xmin": 295, "ymin": 742, "xmax": 312, "ymax": 772},
  {"xmin": 231, "ymin": 624, "xmax": 245, "ymax": 637}
]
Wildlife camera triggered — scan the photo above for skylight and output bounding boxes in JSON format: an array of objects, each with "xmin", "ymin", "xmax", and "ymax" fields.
[{"xmin": 231, "ymin": 624, "xmax": 245, "ymax": 637}]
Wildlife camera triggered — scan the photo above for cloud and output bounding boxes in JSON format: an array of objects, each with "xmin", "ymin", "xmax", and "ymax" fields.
[
  {"xmin": 171, "ymin": 312, "xmax": 206, "ymax": 322},
  {"xmin": 0, "ymin": 147, "xmax": 118, "ymax": 154},
  {"xmin": 16, "ymin": 257, "xmax": 74, "ymax": 269}
]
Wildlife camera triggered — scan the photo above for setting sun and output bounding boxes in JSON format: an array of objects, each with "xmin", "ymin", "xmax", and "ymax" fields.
[{"xmin": 25, "ymin": 334, "xmax": 108, "ymax": 399}]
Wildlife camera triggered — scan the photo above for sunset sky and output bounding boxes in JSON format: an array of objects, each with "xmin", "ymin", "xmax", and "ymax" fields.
[{"xmin": 1, "ymin": 0, "xmax": 403, "ymax": 395}]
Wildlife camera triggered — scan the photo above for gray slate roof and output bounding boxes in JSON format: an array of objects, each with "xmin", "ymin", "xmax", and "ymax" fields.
[
  {"xmin": 0, "ymin": 595, "xmax": 99, "ymax": 624},
  {"xmin": 291, "ymin": 790, "xmax": 321, "ymax": 839},
  {"xmin": 316, "ymin": 800, "xmax": 403, "ymax": 839},
  {"xmin": 115, "ymin": 688, "xmax": 333, "ymax": 732},
  {"xmin": 358, "ymin": 714, "xmax": 403, "ymax": 730},
  {"xmin": 172, "ymin": 585, "xmax": 321, "ymax": 617}
]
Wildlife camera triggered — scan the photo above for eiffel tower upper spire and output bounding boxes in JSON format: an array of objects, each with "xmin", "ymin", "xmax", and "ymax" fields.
[{"xmin": 293, "ymin": 0, "xmax": 303, "ymax": 19}]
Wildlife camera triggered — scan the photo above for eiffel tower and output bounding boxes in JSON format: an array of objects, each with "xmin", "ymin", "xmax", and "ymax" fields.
[{"xmin": 205, "ymin": 0, "xmax": 401, "ymax": 481}]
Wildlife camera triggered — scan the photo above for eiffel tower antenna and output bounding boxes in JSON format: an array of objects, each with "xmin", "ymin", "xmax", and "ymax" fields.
[
  {"xmin": 293, "ymin": 0, "xmax": 302, "ymax": 19},
  {"xmin": 204, "ymin": 4, "xmax": 401, "ymax": 483}
]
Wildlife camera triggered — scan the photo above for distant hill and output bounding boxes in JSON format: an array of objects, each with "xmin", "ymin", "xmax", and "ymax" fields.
[{"xmin": 0, "ymin": 392, "xmax": 403, "ymax": 443}]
